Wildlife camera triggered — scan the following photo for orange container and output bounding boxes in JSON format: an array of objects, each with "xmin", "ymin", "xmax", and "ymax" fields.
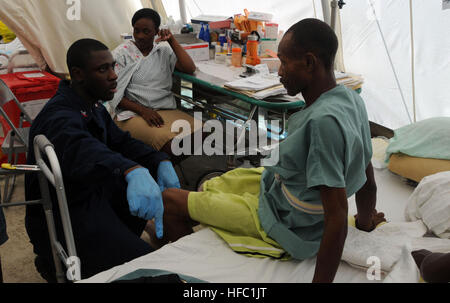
[
  {"xmin": 231, "ymin": 48, "xmax": 242, "ymax": 67},
  {"xmin": 245, "ymin": 37, "xmax": 260, "ymax": 66}
]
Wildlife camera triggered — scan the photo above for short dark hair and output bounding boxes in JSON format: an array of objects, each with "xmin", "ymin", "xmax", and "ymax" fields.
[
  {"xmin": 132, "ymin": 8, "xmax": 161, "ymax": 28},
  {"xmin": 286, "ymin": 18, "xmax": 338, "ymax": 70},
  {"xmin": 66, "ymin": 38, "xmax": 108, "ymax": 74}
]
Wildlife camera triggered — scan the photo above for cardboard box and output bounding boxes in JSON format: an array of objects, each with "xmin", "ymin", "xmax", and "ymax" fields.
[
  {"xmin": 0, "ymin": 70, "xmax": 60, "ymax": 163},
  {"xmin": 181, "ymin": 42, "xmax": 210, "ymax": 62},
  {"xmin": 265, "ymin": 23, "xmax": 279, "ymax": 39}
]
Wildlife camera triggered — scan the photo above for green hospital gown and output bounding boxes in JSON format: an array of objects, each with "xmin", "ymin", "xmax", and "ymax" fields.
[{"xmin": 258, "ymin": 84, "xmax": 373, "ymax": 260}]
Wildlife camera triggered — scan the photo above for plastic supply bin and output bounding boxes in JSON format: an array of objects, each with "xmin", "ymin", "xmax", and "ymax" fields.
[{"xmin": 0, "ymin": 71, "xmax": 60, "ymax": 163}]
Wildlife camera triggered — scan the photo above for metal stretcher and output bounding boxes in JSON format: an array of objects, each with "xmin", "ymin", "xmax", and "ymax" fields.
[{"xmin": 0, "ymin": 135, "xmax": 80, "ymax": 282}]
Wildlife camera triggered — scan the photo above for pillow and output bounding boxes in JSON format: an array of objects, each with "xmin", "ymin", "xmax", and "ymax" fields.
[
  {"xmin": 388, "ymin": 153, "xmax": 450, "ymax": 182},
  {"xmin": 405, "ymin": 171, "xmax": 450, "ymax": 239},
  {"xmin": 385, "ymin": 117, "xmax": 450, "ymax": 161}
]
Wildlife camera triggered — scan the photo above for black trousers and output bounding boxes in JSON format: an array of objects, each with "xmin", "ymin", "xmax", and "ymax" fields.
[{"xmin": 27, "ymin": 180, "xmax": 153, "ymax": 282}]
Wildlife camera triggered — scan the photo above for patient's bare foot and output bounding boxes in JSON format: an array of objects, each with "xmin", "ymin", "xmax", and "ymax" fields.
[
  {"xmin": 412, "ymin": 249, "xmax": 450, "ymax": 283},
  {"xmin": 144, "ymin": 220, "xmax": 169, "ymax": 250},
  {"xmin": 411, "ymin": 249, "xmax": 433, "ymax": 269}
]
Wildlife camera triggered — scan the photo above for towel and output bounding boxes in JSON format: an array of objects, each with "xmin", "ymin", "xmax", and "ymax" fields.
[
  {"xmin": 342, "ymin": 220, "xmax": 427, "ymax": 273},
  {"xmin": 405, "ymin": 171, "xmax": 450, "ymax": 238}
]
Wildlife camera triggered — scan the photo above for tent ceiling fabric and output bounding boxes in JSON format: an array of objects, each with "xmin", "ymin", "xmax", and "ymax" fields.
[
  {"xmin": 141, "ymin": 0, "xmax": 167, "ymax": 22},
  {"xmin": 0, "ymin": 0, "xmax": 164, "ymax": 74},
  {"xmin": 0, "ymin": 0, "xmax": 448, "ymax": 128}
]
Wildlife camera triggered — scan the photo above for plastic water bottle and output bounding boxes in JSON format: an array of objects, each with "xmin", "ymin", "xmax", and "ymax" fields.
[
  {"xmin": 205, "ymin": 23, "xmax": 210, "ymax": 43},
  {"xmin": 199, "ymin": 22, "xmax": 205, "ymax": 41}
]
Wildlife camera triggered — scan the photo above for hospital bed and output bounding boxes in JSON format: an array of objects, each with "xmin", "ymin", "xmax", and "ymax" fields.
[{"xmin": 79, "ymin": 139, "xmax": 450, "ymax": 283}]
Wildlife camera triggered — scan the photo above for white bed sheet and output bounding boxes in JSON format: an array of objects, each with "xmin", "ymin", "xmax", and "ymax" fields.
[{"xmin": 80, "ymin": 167, "xmax": 450, "ymax": 283}]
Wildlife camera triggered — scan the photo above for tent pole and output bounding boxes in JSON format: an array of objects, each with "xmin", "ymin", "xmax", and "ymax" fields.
[
  {"xmin": 368, "ymin": 0, "xmax": 412, "ymax": 124},
  {"xmin": 179, "ymin": 0, "xmax": 187, "ymax": 25},
  {"xmin": 409, "ymin": 0, "xmax": 417, "ymax": 123},
  {"xmin": 330, "ymin": 0, "xmax": 338, "ymax": 30},
  {"xmin": 321, "ymin": 0, "xmax": 331, "ymax": 25},
  {"xmin": 312, "ymin": 0, "xmax": 318, "ymax": 18},
  {"xmin": 322, "ymin": 1, "xmax": 344, "ymax": 31}
]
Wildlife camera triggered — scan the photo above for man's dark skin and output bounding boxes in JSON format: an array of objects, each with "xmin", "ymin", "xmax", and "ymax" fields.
[
  {"xmin": 69, "ymin": 50, "xmax": 118, "ymax": 108},
  {"xmin": 69, "ymin": 49, "xmax": 157, "ymax": 177},
  {"xmin": 277, "ymin": 31, "xmax": 385, "ymax": 282}
]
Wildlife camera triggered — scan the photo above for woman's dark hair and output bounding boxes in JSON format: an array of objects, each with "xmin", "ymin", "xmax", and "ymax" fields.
[{"xmin": 132, "ymin": 8, "xmax": 161, "ymax": 28}]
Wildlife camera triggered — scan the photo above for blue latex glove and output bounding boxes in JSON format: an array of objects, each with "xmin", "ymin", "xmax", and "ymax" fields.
[
  {"xmin": 157, "ymin": 161, "xmax": 181, "ymax": 192},
  {"xmin": 125, "ymin": 167, "xmax": 164, "ymax": 238}
]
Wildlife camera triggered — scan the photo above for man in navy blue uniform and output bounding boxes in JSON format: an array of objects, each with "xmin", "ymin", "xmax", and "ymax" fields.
[{"xmin": 25, "ymin": 39, "xmax": 180, "ymax": 282}]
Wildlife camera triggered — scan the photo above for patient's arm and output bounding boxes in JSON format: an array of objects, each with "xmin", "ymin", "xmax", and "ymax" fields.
[
  {"xmin": 155, "ymin": 28, "xmax": 196, "ymax": 74},
  {"xmin": 313, "ymin": 186, "xmax": 348, "ymax": 283},
  {"xmin": 354, "ymin": 162, "xmax": 385, "ymax": 231}
]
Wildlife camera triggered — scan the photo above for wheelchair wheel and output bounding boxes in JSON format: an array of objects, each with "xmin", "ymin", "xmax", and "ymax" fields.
[{"xmin": 196, "ymin": 170, "xmax": 226, "ymax": 192}]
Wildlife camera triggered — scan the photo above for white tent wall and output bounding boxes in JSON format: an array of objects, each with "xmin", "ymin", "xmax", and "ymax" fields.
[
  {"xmin": 333, "ymin": 0, "xmax": 450, "ymax": 129},
  {"xmin": 341, "ymin": 0, "xmax": 450, "ymax": 129},
  {"xmin": 165, "ymin": 0, "xmax": 450, "ymax": 130},
  {"xmin": 0, "ymin": 0, "xmax": 448, "ymax": 129},
  {"xmin": 412, "ymin": 1, "xmax": 450, "ymax": 123},
  {"xmin": 141, "ymin": 0, "xmax": 168, "ymax": 22},
  {"xmin": 341, "ymin": 0, "xmax": 415, "ymax": 129},
  {"xmin": 0, "ymin": 0, "xmax": 167, "ymax": 75}
]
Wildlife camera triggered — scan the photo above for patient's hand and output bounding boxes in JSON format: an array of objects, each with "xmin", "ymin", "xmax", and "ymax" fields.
[
  {"xmin": 155, "ymin": 29, "xmax": 173, "ymax": 43},
  {"xmin": 354, "ymin": 209, "xmax": 386, "ymax": 232},
  {"xmin": 140, "ymin": 107, "xmax": 164, "ymax": 127}
]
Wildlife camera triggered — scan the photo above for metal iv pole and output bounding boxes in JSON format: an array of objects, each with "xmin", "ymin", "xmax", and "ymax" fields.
[{"xmin": 321, "ymin": 0, "xmax": 346, "ymax": 30}]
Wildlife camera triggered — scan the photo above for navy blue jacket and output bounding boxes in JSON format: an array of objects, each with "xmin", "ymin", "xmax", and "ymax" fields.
[{"xmin": 25, "ymin": 81, "xmax": 168, "ymax": 274}]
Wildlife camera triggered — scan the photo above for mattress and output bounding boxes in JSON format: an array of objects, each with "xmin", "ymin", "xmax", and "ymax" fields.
[{"xmin": 80, "ymin": 165, "xmax": 450, "ymax": 283}]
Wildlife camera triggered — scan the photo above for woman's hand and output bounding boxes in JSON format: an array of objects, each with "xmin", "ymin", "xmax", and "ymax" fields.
[
  {"xmin": 354, "ymin": 209, "xmax": 386, "ymax": 232},
  {"xmin": 155, "ymin": 29, "xmax": 174, "ymax": 43},
  {"xmin": 140, "ymin": 107, "xmax": 164, "ymax": 127}
]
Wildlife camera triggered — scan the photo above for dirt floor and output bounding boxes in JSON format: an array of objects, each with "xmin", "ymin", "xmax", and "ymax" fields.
[
  {"xmin": 0, "ymin": 174, "xmax": 46, "ymax": 283},
  {"xmin": 0, "ymin": 173, "xmax": 158, "ymax": 283}
]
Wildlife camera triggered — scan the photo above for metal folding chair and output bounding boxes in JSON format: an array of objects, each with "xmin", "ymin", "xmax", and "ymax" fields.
[
  {"xmin": 0, "ymin": 134, "xmax": 80, "ymax": 282},
  {"xmin": 0, "ymin": 78, "xmax": 33, "ymax": 203}
]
